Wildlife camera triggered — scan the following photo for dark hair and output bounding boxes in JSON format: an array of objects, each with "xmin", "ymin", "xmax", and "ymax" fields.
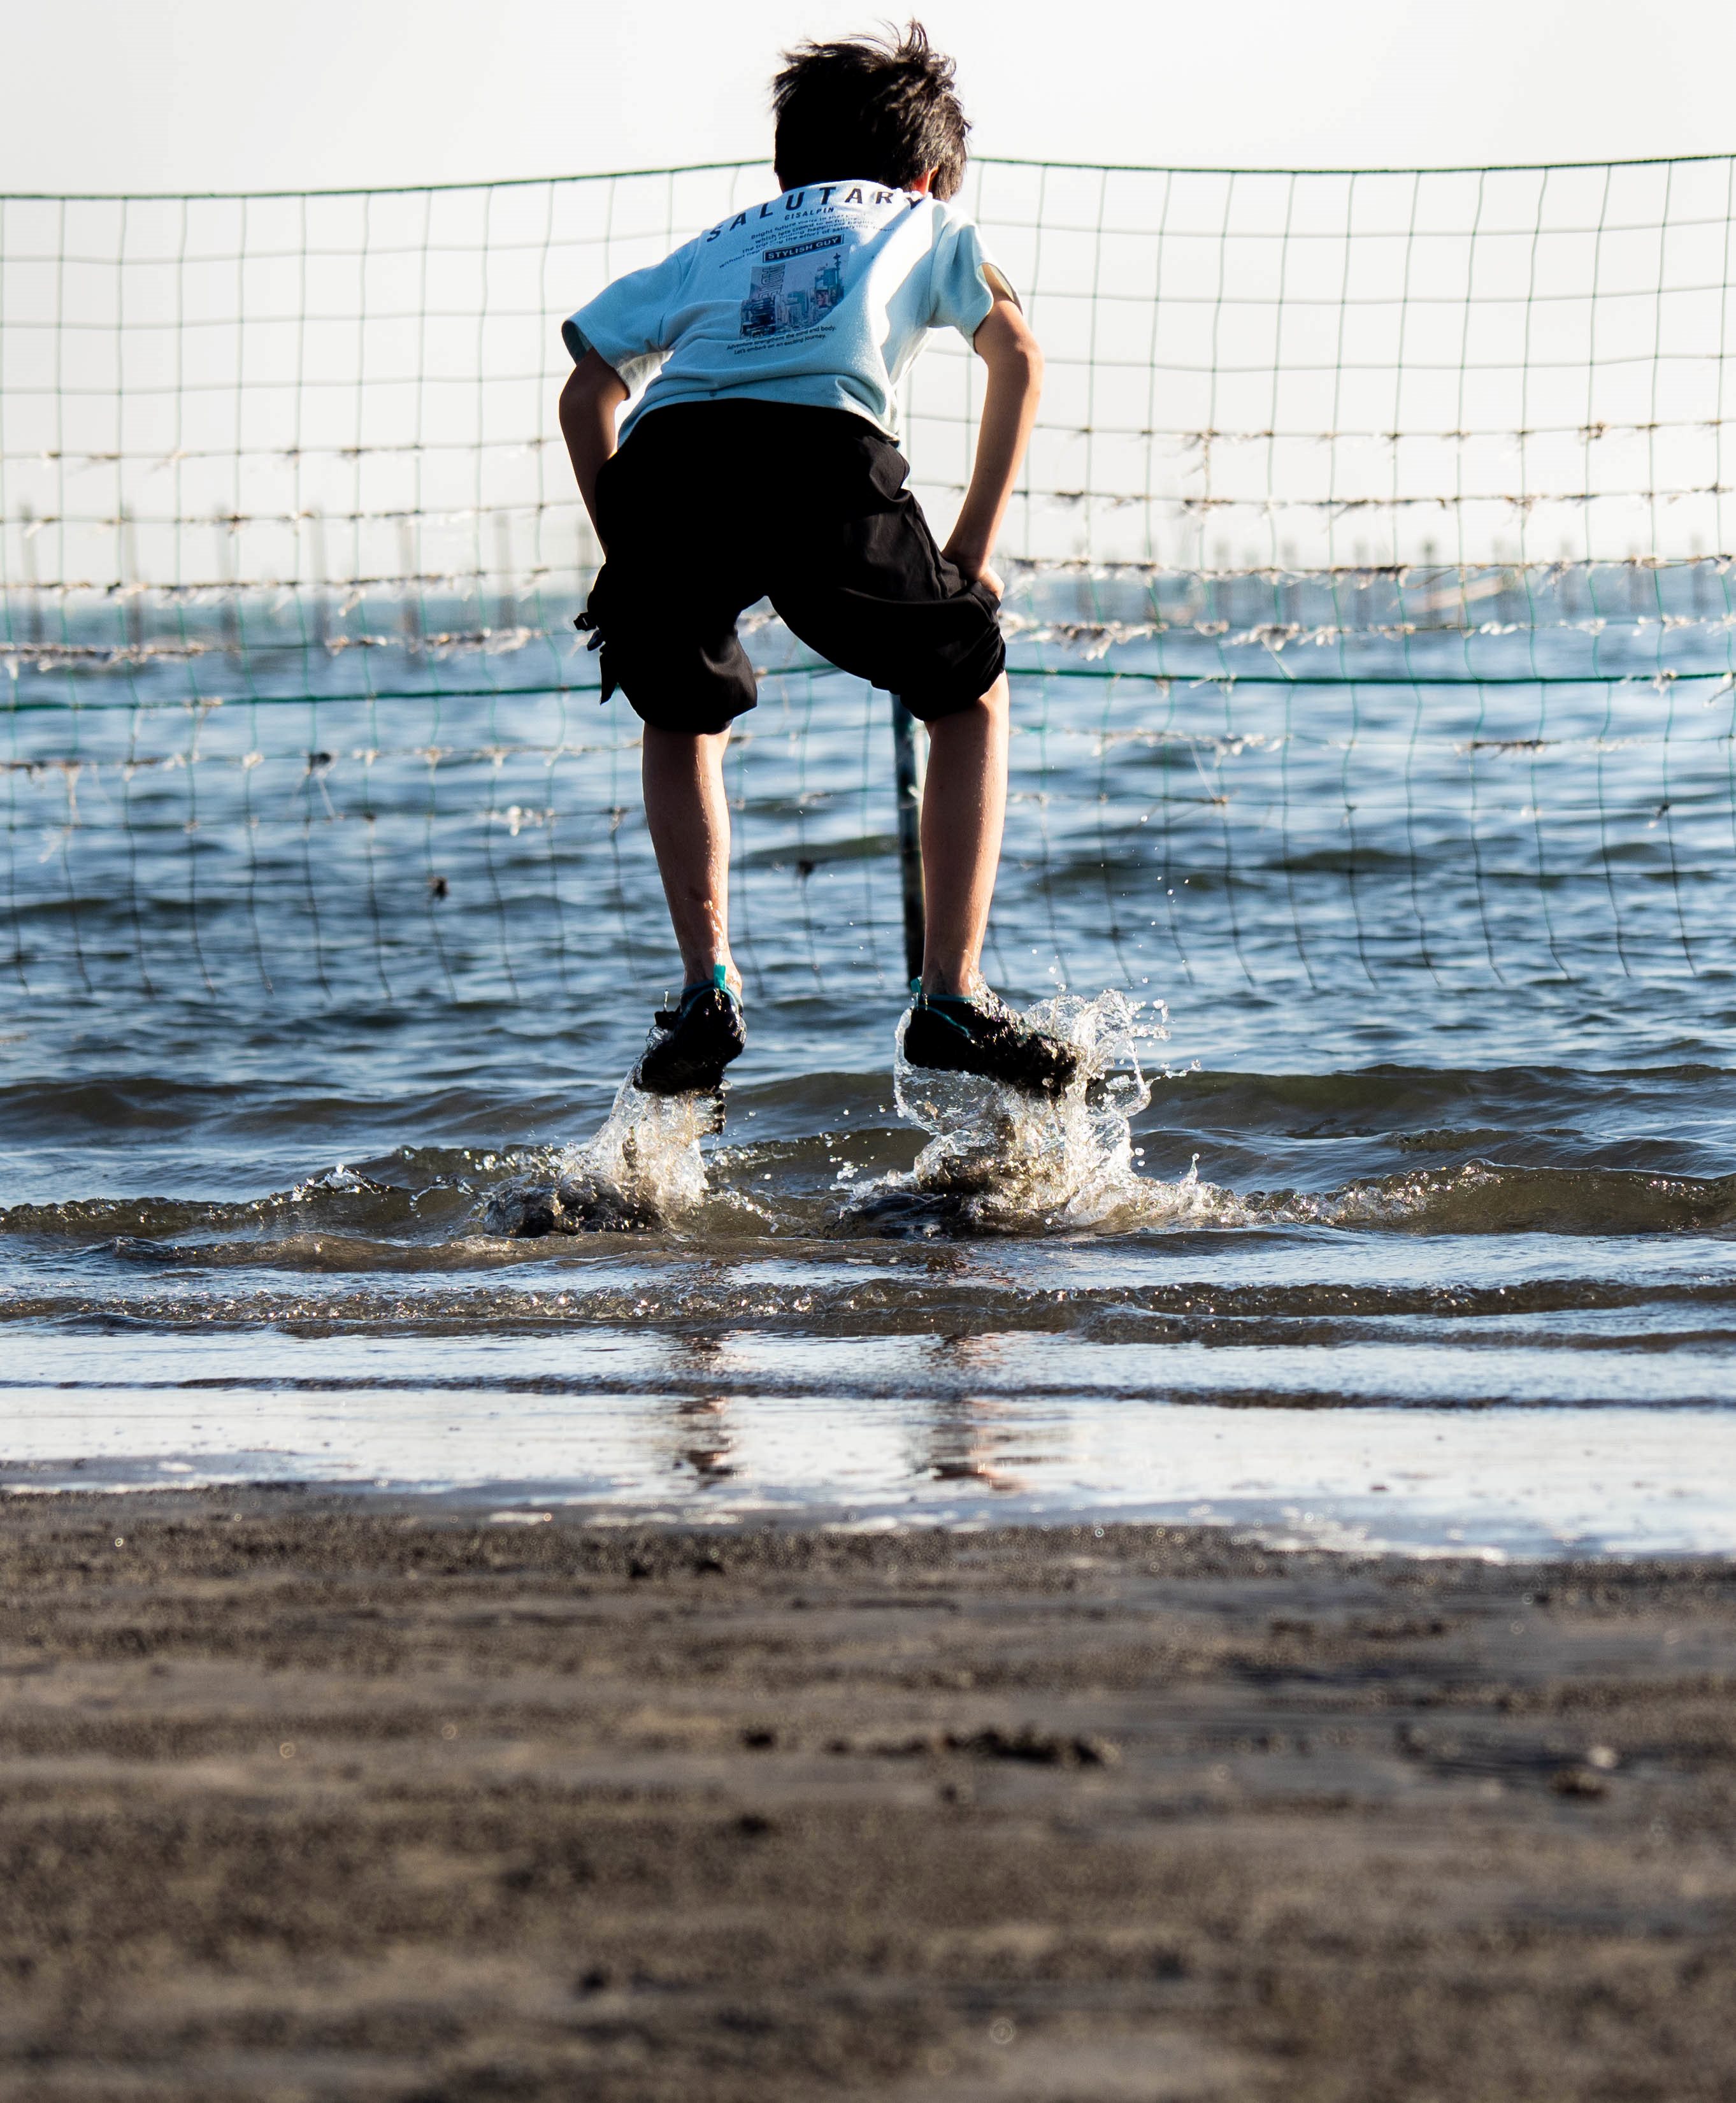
[{"xmin": 771, "ymin": 23, "xmax": 969, "ymax": 201}]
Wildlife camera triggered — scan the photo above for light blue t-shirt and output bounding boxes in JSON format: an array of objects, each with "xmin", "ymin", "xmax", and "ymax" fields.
[{"xmin": 563, "ymin": 182, "xmax": 1007, "ymax": 441}]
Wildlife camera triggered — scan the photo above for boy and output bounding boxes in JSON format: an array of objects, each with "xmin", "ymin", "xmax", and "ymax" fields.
[{"xmin": 559, "ymin": 24, "xmax": 1077, "ymax": 1100}]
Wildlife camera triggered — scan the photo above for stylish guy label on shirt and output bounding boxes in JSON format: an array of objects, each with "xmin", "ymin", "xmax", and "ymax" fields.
[
  {"xmin": 739, "ymin": 233, "xmax": 845, "ymax": 343},
  {"xmin": 564, "ymin": 184, "xmax": 1007, "ymax": 440}
]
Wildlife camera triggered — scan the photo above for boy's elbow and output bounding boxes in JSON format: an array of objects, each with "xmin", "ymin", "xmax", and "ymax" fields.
[
  {"xmin": 557, "ymin": 364, "xmax": 587, "ymax": 433},
  {"xmin": 975, "ymin": 303, "xmax": 1044, "ymax": 391},
  {"xmin": 559, "ymin": 351, "xmax": 627, "ymax": 426}
]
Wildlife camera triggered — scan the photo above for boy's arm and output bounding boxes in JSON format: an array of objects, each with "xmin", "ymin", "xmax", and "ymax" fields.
[
  {"xmin": 559, "ymin": 350, "xmax": 630, "ymax": 544},
  {"xmin": 942, "ymin": 297, "xmax": 1044, "ymax": 599}
]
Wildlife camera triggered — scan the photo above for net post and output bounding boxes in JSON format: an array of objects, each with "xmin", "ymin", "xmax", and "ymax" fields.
[{"xmin": 890, "ymin": 692, "xmax": 925, "ymax": 988}]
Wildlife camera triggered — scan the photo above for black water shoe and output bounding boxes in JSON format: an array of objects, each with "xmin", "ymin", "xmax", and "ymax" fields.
[
  {"xmin": 633, "ymin": 969, "xmax": 745, "ymax": 1096},
  {"xmin": 902, "ymin": 983, "xmax": 1079, "ymax": 1098}
]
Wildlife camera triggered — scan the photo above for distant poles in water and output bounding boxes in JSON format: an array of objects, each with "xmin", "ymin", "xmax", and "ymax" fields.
[
  {"xmin": 397, "ymin": 520, "xmax": 422, "ymax": 655},
  {"xmin": 19, "ymin": 499, "xmax": 43, "ymax": 647},
  {"xmin": 494, "ymin": 512, "xmax": 517, "ymax": 635},
  {"xmin": 891, "ymin": 694, "xmax": 926, "ymax": 987}
]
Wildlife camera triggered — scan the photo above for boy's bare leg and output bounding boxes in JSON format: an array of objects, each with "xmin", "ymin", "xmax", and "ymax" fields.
[
  {"xmin": 917, "ymin": 675, "xmax": 1009, "ymax": 996},
  {"xmin": 641, "ymin": 726, "xmax": 741, "ymax": 995}
]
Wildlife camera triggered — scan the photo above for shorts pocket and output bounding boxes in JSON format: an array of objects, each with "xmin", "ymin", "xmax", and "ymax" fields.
[{"xmin": 863, "ymin": 440, "xmax": 914, "ymax": 503}]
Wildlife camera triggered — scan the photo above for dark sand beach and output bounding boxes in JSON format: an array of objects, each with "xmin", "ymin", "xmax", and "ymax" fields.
[{"xmin": 2, "ymin": 1492, "xmax": 1733, "ymax": 2101}]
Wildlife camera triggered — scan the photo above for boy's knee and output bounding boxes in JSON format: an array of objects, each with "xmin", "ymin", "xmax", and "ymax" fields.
[
  {"xmin": 923, "ymin": 675, "xmax": 1007, "ymax": 730},
  {"xmin": 643, "ymin": 722, "xmax": 731, "ymax": 764},
  {"xmin": 629, "ymin": 693, "xmax": 750, "ymax": 738}
]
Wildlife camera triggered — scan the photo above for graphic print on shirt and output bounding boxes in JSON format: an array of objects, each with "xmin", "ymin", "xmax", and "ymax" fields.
[
  {"xmin": 564, "ymin": 178, "xmax": 1003, "ymax": 438},
  {"xmin": 740, "ymin": 235, "xmax": 845, "ymax": 340},
  {"xmin": 719, "ymin": 191, "xmax": 901, "ymax": 356}
]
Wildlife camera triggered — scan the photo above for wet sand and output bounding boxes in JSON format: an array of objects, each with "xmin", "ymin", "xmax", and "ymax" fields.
[{"xmin": 2, "ymin": 1493, "xmax": 1733, "ymax": 2101}]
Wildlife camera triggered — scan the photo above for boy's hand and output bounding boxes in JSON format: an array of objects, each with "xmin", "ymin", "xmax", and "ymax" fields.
[{"xmin": 944, "ymin": 552, "xmax": 1003, "ymax": 600}]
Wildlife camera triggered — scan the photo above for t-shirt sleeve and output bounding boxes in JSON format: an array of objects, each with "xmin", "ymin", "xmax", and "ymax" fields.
[
  {"xmin": 926, "ymin": 212, "xmax": 1009, "ymax": 343},
  {"xmin": 561, "ymin": 239, "xmax": 697, "ymax": 393}
]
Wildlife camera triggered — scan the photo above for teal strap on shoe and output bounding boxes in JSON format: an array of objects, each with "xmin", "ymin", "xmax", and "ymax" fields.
[
  {"xmin": 671, "ymin": 965, "xmax": 739, "ymax": 1008},
  {"xmin": 912, "ymin": 980, "xmax": 977, "ymax": 1010},
  {"xmin": 909, "ymin": 982, "xmax": 981, "ymax": 1040},
  {"xmin": 673, "ymin": 966, "xmax": 739, "ymax": 1014}
]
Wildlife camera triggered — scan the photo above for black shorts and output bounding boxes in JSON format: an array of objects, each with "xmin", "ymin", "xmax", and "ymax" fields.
[{"xmin": 580, "ymin": 399, "xmax": 1005, "ymax": 735}]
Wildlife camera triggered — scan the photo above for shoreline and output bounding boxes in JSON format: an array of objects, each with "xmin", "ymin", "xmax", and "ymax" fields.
[
  {"xmin": 7, "ymin": 1473, "xmax": 1736, "ymax": 1566},
  {"xmin": 12, "ymin": 1384, "xmax": 1736, "ymax": 1561},
  {"xmin": 4, "ymin": 1489, "xmax": 1734, "ymax": 2100}
]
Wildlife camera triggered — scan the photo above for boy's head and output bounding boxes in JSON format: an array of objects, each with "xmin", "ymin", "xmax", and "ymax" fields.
[{"xmin": 771, "ymin": 22, "xmax": 969, "ymax": 201}]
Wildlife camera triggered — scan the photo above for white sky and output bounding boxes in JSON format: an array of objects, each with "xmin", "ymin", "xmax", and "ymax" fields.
[{"xmin": 9, "ymin": 0, "xmax": 1736, "ymax": 196}]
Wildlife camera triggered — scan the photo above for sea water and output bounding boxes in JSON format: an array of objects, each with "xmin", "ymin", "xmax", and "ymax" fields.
[{"xmin": 4, "ymin": 601, "xmax": 1736, "ymax": 1556}]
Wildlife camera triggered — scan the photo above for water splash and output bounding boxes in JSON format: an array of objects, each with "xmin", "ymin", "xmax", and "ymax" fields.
[
  {"xmin": 840, "ymin": 989, "xmax": 1239, "ymax": 1235},
  {"xmin": 564, "ymin": 1079, "xmax": 718, "ymax": 1214},
  {"xmin": 481, "ymin": 1079, "xmax": 719, "ymax": 1237}
]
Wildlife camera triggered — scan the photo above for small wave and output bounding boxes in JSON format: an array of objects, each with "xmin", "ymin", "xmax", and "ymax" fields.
[
  {"xmin": 10, "ymin": 1264, "xmax": 1736, "ymax": 1337},
  {"xmin": 0, "ymin": 1171, "xmax": 455, "ymax": 1247},
  {"xmin": 1267, "ymin": 1159, "xmax": 1736, "ymax": 1237},
  {"xmin": 12, "ymin": 1066, "xmax": 1736, "ymax": 1261}
]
